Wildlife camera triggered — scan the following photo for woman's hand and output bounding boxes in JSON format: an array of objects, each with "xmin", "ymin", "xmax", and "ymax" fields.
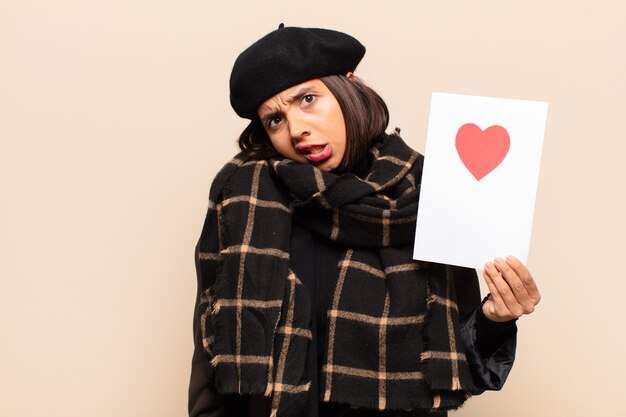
[{"xmin": 482, "ymin": 255, "xmax": 541, "ymax": 323}]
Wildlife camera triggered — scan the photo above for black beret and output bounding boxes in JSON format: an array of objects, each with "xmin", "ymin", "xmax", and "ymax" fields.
[{"xmin": 229, "ymin": 25, "xmax": 366, "ymax": 119}]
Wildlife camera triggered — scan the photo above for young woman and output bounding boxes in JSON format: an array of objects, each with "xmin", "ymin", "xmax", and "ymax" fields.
[{"xmin": 189, "ymin": 25, "xmax": 540, "ymax": 417}]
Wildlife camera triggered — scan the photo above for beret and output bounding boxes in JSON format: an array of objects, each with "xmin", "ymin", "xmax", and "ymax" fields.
[{"xmin": 229, "ymin": 25, "xmax": 366, "ymax": 119}]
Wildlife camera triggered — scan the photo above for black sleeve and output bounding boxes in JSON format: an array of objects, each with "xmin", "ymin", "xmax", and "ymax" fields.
[
  {"xmin": 459, "ymin": 301, "xmax": 517, "ymax": 393},
  {"xmin": 189, "ymin": 318, "xmax": 231, "ymax": 417},
  {"xmin": 188, "ymin": 193, "xmax": 232, "ymax": 417},
  {"xmin": 451, "ymin": 266, "xmax": 518, "ymax": 393}
]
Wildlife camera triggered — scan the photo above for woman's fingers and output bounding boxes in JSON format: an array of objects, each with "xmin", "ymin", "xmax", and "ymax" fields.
[
  {"xmin": 504, "ymin": 255, "xmax": 541, "ymax": 305},
  {"xmin": 483, "ymin": 262, "xmax": 516, "ymax": 321},
  {"xmin": 493, "ymin": 257, "xmax": 537, "ymax": 315}
]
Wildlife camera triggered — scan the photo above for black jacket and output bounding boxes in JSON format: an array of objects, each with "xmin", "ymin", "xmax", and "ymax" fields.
[{"xmin": 189, "ymin": 224, "xmax": 517, "ymax": 417}]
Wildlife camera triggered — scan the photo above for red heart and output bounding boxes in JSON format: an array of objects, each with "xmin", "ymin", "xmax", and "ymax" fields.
[{"xmin": 455, "ymin": 123, "xmax": 510, "ymax": 181}]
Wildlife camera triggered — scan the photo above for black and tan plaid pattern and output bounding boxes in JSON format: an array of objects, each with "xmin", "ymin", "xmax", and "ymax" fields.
[{"xmin": 195, "ymin": 134, "xmax": 473, "ymax": 416}]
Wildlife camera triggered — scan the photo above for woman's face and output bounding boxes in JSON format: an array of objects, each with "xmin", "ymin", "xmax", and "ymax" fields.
[{"xmin": 257, "ymin": 79, "xmax": 346, "ymax": 172}]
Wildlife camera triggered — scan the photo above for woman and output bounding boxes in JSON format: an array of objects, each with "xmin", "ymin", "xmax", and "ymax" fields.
[{"xmin": 190, "ymin": 25, "xmax": 540, "ymax": 417}]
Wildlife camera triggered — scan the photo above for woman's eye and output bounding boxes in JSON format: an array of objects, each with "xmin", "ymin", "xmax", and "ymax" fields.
[
  {"xmin": 268, "ymin": 116, "xmax": 282, "ymax": 128},
  {"xmin": 301, "ymin": 94, "xmax": 315, "ymax": 105}
]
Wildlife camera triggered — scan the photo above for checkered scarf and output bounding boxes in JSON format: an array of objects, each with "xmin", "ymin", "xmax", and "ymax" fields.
[{"xmin": 195, "ymin": 134, "xmax": 474, "ymax": 416}]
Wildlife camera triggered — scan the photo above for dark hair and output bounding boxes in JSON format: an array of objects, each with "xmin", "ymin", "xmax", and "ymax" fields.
[{"xmin": 237, "ymin": 75, "xmax": 389, "ymax": 173}]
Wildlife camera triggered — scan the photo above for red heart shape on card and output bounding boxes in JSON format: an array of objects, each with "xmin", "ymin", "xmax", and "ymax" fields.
[{"xmin": 455, "ymin": 123, "xmax": 510, "ymax": 181}]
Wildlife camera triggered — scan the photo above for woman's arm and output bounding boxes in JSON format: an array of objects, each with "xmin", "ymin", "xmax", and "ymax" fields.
[
  {"xmin": 189, "ymin": 183, "xmax": 228, "ymax": 416},
  {"xmin": 458, "ymin": 303, "xmax": 517, "ymax": 393},
  {"xmin": 189, "ymin": 316, "xmax": 230, "ymax": 417},
  {"xmin": 189, "ymin": 220, "xmax": 231, "ymax": 416},
  {"xmin": 452, "ymin": 266, "xmax": 516, "ymax": 393},
  {"xmin": 454, "ymin": 257, "xmax": 540, "ymax": 393}
]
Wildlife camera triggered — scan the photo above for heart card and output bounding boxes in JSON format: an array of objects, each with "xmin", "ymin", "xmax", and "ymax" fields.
[{"xmin": 413, "ymin": 92, "xmax": 548, "ymax": 269}]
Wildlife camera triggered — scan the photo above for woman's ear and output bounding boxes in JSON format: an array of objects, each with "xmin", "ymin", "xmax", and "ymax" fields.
[{"xmin": 345, "ymin": 71, "xmax": 354, "ymax": 79}]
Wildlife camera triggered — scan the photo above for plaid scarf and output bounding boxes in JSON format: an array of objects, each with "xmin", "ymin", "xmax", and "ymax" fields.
[{"xmin": 195, "ymin": 134, "xmax": 474, "ymax": 416}]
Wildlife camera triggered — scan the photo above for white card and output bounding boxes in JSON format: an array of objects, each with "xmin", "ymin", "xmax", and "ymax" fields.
[{"xmin": 413, "ymin": 92, "xmax": 548, "ymax": 268}]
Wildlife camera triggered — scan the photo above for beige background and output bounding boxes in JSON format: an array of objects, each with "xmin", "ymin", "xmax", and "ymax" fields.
[{"xmin": 1, "ymin": 1, "xmax": 625, "ymax": 416}]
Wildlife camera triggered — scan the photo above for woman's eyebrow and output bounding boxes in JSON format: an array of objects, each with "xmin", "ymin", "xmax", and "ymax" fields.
[
  {"xmin": 259, "ymin": 86, "xmax": 316, "ymax": 120},
  {"xmin": 288, "ymin": 86, "xmax": 314, "ymax": 102},
  {"xmin": 260, "ymin": 110, "xmax": 281, "ymax": 124},
  {"xmin": 258, "ymin": 104, "xmax": 280, "ymax": 120}
]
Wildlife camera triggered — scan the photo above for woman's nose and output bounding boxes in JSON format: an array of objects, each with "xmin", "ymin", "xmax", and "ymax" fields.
[{"xmin": 288, "ymin": 113, "xmax": 310, "ymax": 140}]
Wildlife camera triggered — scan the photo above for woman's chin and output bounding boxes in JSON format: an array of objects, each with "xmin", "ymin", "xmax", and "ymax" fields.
[{"xmin": 316, "ymin": 159, "xmax": 339, "ymax": 172}]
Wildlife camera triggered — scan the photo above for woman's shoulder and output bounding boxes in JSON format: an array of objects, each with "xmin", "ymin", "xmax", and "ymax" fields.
[
  {"xmin": 214, "ymin": 152, "xmax": 253, "ymax": 178},
  {"xmin": 381, "ymin": 130, "xmax": 425, "ymax": 165},
  {"xmin": 208, "ymin": 153, "xmax": 270, "ymax": 201}
]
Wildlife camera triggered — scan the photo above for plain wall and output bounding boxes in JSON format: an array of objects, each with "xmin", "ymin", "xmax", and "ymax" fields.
[{"xmin": 1, "ymin": 1, "xmax": 625, "ymax": 416}]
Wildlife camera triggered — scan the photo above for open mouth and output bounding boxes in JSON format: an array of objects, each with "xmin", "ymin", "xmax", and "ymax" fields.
[{"xmin": 297, "ymin": 144, "xmax": 333, "ymax": 163}]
